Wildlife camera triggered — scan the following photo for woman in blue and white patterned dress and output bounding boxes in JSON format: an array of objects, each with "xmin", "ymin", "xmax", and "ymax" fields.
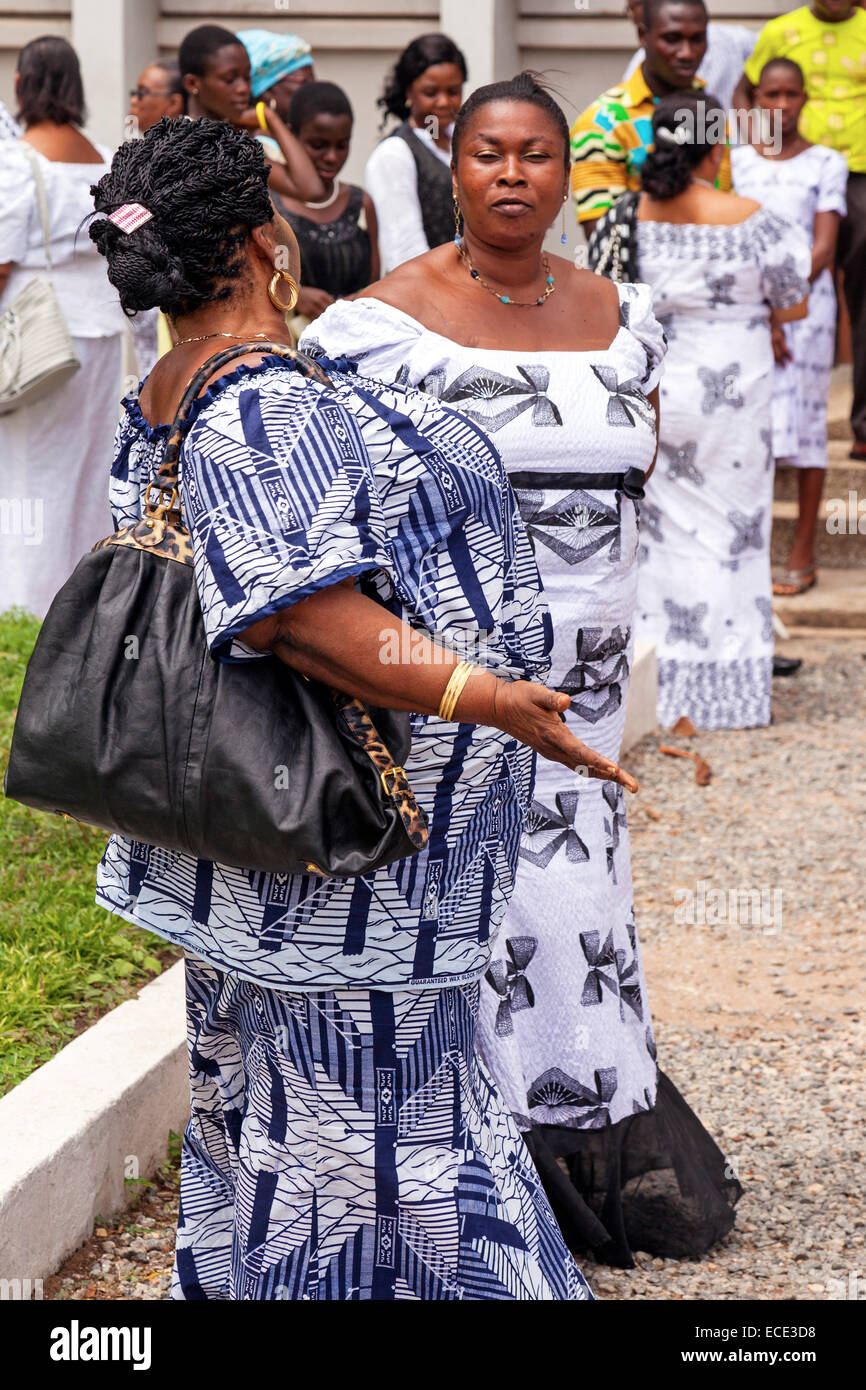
[
  {"xmin": 89, "ymin": 117, "xmax": 626, "ymax": 1300},
  {"xmin": 309, "ymin": 73, "xmax": 743, "ymax": 1267},
  {"xmin": 623, "ymin": 93, "xmax": 811, "ymax": 729},
  {"xmin": 731, "ymin": 58, "xmax": 848, "ymax": 596}
]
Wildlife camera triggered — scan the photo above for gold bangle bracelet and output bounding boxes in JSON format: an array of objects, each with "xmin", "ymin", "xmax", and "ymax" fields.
[
  {"xmin": 256, "ymin": 100, "xmax": 269, "ymax": 133},
  {"xmin": 437, "ymin": 660, "xmax": 476, "ymax": 722}
]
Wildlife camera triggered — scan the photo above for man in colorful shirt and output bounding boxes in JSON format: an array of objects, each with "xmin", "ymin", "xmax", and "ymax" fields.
[
  {"xmin": 737, "ymin": 1, "xmax": 866, "ymax": 456},
  {"xmin": 571, "ymin": 0, "xmax": 731, "ymax": 231},
  {"xmin": 621, "ymin": 0, "xmax": 757, "ymax": 112}
]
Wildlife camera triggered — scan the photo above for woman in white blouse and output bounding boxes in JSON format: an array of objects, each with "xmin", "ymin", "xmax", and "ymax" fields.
[
  {"xmin": 365, "ymin": 33, "xmax": 466, "ymax": 272},
  {"xmin": 0, "ymin": 37, "xmax": 126, "ymax": 618}
]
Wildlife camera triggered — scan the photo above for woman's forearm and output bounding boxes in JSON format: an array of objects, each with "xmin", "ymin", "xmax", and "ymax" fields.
[
  {"xmin": 810, "ymin": 210, "xmax": 840, "ymax": 283},
  {"xmin": 240, "ymin": 581, "xmax": 498, "ymax": 723},
  {"xmin": 262, "ymin": 110, "xmax": 326, "ymax": 202},
  {"xmin": 645, "ymin": 384, "xmax": 660, "ymax": 480},
  {"xmin": 239, "ymin": 579, "xmax": 636, "ymax": 784}
]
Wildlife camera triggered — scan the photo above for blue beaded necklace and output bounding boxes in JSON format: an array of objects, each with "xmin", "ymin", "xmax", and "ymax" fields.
[{"xmin": 455, "ymin": 234, "xmax": 555, "ymax": 307}]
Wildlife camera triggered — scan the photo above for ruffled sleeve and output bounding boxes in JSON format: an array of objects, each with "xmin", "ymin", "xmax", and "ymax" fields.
[
  {"xmin": 616, "ymin": 280, "xmax": 667, "ymax": 393},
  {"xmin": 816, "ymin": 148, "xmax": 848, "ymax": 218},
  {"xmin": 753, "ymin": 210, "xmax": 811, "ymax": 310},
  {"xmin": 182, "ymin": 371, "xmax": 394, "ymax": 662},
  {"xmin": 300, "ymin": 297, "xmax": 425, "ymax": 386},
  {"xmin": 0, "ymin": 145, "xmax": 36, "ymax": 264}
]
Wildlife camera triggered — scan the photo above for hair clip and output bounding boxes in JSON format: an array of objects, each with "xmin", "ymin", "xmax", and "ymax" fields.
[
  {"xmin": 655, "ymin": 124, "xmax": 689, "ymax": 146},
  {"xmin": 108, "ymin": 203, "xmax": 153, "ymax": 234}
]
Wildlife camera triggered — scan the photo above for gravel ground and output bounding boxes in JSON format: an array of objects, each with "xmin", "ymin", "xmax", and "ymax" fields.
[
  {"xmin": 585, "ymin": 633, "xmax": 866, "ymax": 1301},
  {"xmin": 45, "ymin": 634, "xmax": 866, "ymax": 1301},
  {"xmin": 44, "ymin": 1162, "xmax": 178, "ymax": 1302}
]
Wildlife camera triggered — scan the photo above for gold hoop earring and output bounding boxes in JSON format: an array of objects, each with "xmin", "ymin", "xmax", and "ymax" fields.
[{"xmin": 268, "ymin": 268, "xmax": 299, "ymax": 314}]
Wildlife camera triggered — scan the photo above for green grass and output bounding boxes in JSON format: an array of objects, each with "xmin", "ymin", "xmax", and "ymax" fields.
[{"xmin": 0, "ymin": 609, "xmax": 181, "ymax": 1097}]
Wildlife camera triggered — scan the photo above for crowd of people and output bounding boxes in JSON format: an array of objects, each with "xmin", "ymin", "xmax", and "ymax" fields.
[{"xmin": 0, "ymin": 0, "xmax": 863, "ymax": 1301}]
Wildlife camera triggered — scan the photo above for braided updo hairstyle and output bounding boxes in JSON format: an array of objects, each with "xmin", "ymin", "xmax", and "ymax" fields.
[
  {"xmin": 641, "ymin": 91, "xmax": 724, "ymax": 200},
  {"xmin": 89, "ymin": 117, "xmax": 274, "ymax": 318}
]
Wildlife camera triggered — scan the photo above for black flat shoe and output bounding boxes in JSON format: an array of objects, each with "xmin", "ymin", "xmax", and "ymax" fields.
[{"xmin": 773, "ymin": 656, "xmax": 802, "ymax": 677}]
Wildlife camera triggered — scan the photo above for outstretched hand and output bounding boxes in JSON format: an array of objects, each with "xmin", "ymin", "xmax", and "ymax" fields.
[{"xmin": 495, "ymin": 682, "xmax": 639, "ymax": 791}]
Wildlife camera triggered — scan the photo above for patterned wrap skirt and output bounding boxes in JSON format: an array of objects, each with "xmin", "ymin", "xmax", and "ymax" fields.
[{"xmin": 172, "ymin": 952, "xmax": 592, "ymax": 1301}]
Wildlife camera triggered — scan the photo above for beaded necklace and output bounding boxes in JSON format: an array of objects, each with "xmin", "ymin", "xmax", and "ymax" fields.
[{"xmin": 455, "ymin": 237, "xmax": 555, "ymax": 307}]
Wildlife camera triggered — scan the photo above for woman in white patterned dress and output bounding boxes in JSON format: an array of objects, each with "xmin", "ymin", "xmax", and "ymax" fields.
[
  {"xmin": 308, "ymin": 73, "xmax": 743, "ymax": 1267},
  {"xmin": 731, "ymin": 58, "xmax": 847, "ymax": 597},
  {"xmin": 620, "ymin": 93, "xmax": 811, "ymax": 730}
]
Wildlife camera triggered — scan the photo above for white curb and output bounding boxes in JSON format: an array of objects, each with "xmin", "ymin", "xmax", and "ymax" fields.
[
  {"xmin": 622, "ymin": 639, "xmax": 658, "ymax": 755},
  {"xmin": 0, "ymin": 960, "xmax": 188, "ymax": 1286}
]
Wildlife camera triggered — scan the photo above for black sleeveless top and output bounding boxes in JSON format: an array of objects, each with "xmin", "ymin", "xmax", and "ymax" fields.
[
  {"xmin": 283, "ymin": 185, "xmax": 372, "ymax": 300},
  {"xmin": 391, "ymin": 121, "xmax": 453, "ymax": 251}
]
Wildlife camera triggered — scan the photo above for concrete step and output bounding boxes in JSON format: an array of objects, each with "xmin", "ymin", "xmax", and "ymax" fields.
[
  {"xmin": 773, "ymin": 447, "xmax": 866, "ymax": 502},
  {"xmin": 773, "ymin": 567, "xmax": 866, "ymax": 630},
  {"xmin": 771, "ymin": 495, "xmax": 866, "ymax": 568},
  {"xmin": 827, "ymin": 365, "xmax": 852, "ymax": 440},
  {"xmin": 621, "ymin": 638, "xmax": 657, "ymax": 756},
  {"xmin": 828, "ymin": 417, "xmax": 854, "ymax": 441}
]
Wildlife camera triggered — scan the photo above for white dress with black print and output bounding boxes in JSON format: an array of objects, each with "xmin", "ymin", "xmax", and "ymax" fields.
[
  {"xmin": 634, "ymin": 209, "xmax": 811, "ymax": 730},
  {"xmin": 303, "ymin": 289, "xmax": 746, "ymax": 1266},
  {"xmin": 731, "ymin": 144, "xmax": 848, "ymax": 469}
]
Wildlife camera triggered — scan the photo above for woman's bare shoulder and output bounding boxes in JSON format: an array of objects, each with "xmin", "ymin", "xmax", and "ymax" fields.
[
  {"xmin": 556, "ymin": 255, "xmax": 621, "ymax": 324},
  {"xmin": 351, "ymin": 245, "xmax": 453, "ymax": 323},
  {"xmin": 711, "ymin": 191, "xmax": 763, "ymax": 225}
]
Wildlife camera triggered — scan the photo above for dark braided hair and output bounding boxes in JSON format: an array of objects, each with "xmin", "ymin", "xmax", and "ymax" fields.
[
  {"xmin": 289, "ymin": 80, "xmax": 353, "ymax": 133},
  {"xmin": 641, "ymin": 90, "xmax": 723, "ymax": 199},
  {"xmin": 89, "ymin": 118, "xmax": 273, "ymax": 318},
  {"xmin": 452, "ymin": 72, "xmax": 570, "ymax": 172},
  {"xmin": 377, "ymin": 33, "xmax": 467, "ymax": 127}
]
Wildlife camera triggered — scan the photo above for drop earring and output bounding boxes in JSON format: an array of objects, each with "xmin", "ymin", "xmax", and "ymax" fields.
[
  {"xmin": 561, "ymin": 193, "xmax": 569, "ymax": 246},
  {"xmin": 453, "ymin": 195, "xmax": 462, "ymax": 247}
]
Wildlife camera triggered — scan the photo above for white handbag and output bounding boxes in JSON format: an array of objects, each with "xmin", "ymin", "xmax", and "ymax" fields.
[{"xmin": 0, "ymin": 144, "xmax": 80, "ymax": 414}]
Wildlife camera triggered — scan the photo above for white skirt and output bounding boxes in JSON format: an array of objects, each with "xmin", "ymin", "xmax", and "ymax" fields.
[{"xmin": 0, "ymin": 334, "xmax": 122, "ymax": 619}]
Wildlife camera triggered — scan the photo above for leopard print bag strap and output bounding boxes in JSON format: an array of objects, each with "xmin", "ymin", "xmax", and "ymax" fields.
[{"xmin": 332, "ymin": 692, "xmax": 428, "ymax": 853}]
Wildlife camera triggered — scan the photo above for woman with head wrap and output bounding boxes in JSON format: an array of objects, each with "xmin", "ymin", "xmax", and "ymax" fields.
[
  {"xmin": 237, "ymin": 28, "xmax": 314, "ymax": 124},
  {"xmin": 178, "ymin": 23, "xmax": 324, "ymax": 203}
]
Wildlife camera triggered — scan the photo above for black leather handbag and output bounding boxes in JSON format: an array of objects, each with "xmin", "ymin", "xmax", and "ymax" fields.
[{"xmin": 4, "ymin": 342, "xmax": 428, "ymax": 877}]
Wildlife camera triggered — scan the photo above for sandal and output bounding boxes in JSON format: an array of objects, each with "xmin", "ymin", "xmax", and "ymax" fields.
[
  {"xmin": 849, "ymin": 442, "xmax": 866, "ymax": 462},
  {"xmin": 773, "ymin": 565, "xmax": 817, "ymax": 596}
]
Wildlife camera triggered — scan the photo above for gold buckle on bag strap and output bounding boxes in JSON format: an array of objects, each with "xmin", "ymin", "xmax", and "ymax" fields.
[
  {"xmin": 380, "ymin": 765, "xmax": 406, "ymax": 799},
  {"xmin": 143, "ymin": 483, "xmax": 180, "ymax": 527}
]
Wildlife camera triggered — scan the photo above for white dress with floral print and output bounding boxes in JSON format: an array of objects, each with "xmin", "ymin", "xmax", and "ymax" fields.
[
  {"xmin": 304, "ymin": 282, "xmax": 667, "ymax": 1135},
  {"xmin": 634, "ymin": 208, "xmax": 811, "ymax": 729}
]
